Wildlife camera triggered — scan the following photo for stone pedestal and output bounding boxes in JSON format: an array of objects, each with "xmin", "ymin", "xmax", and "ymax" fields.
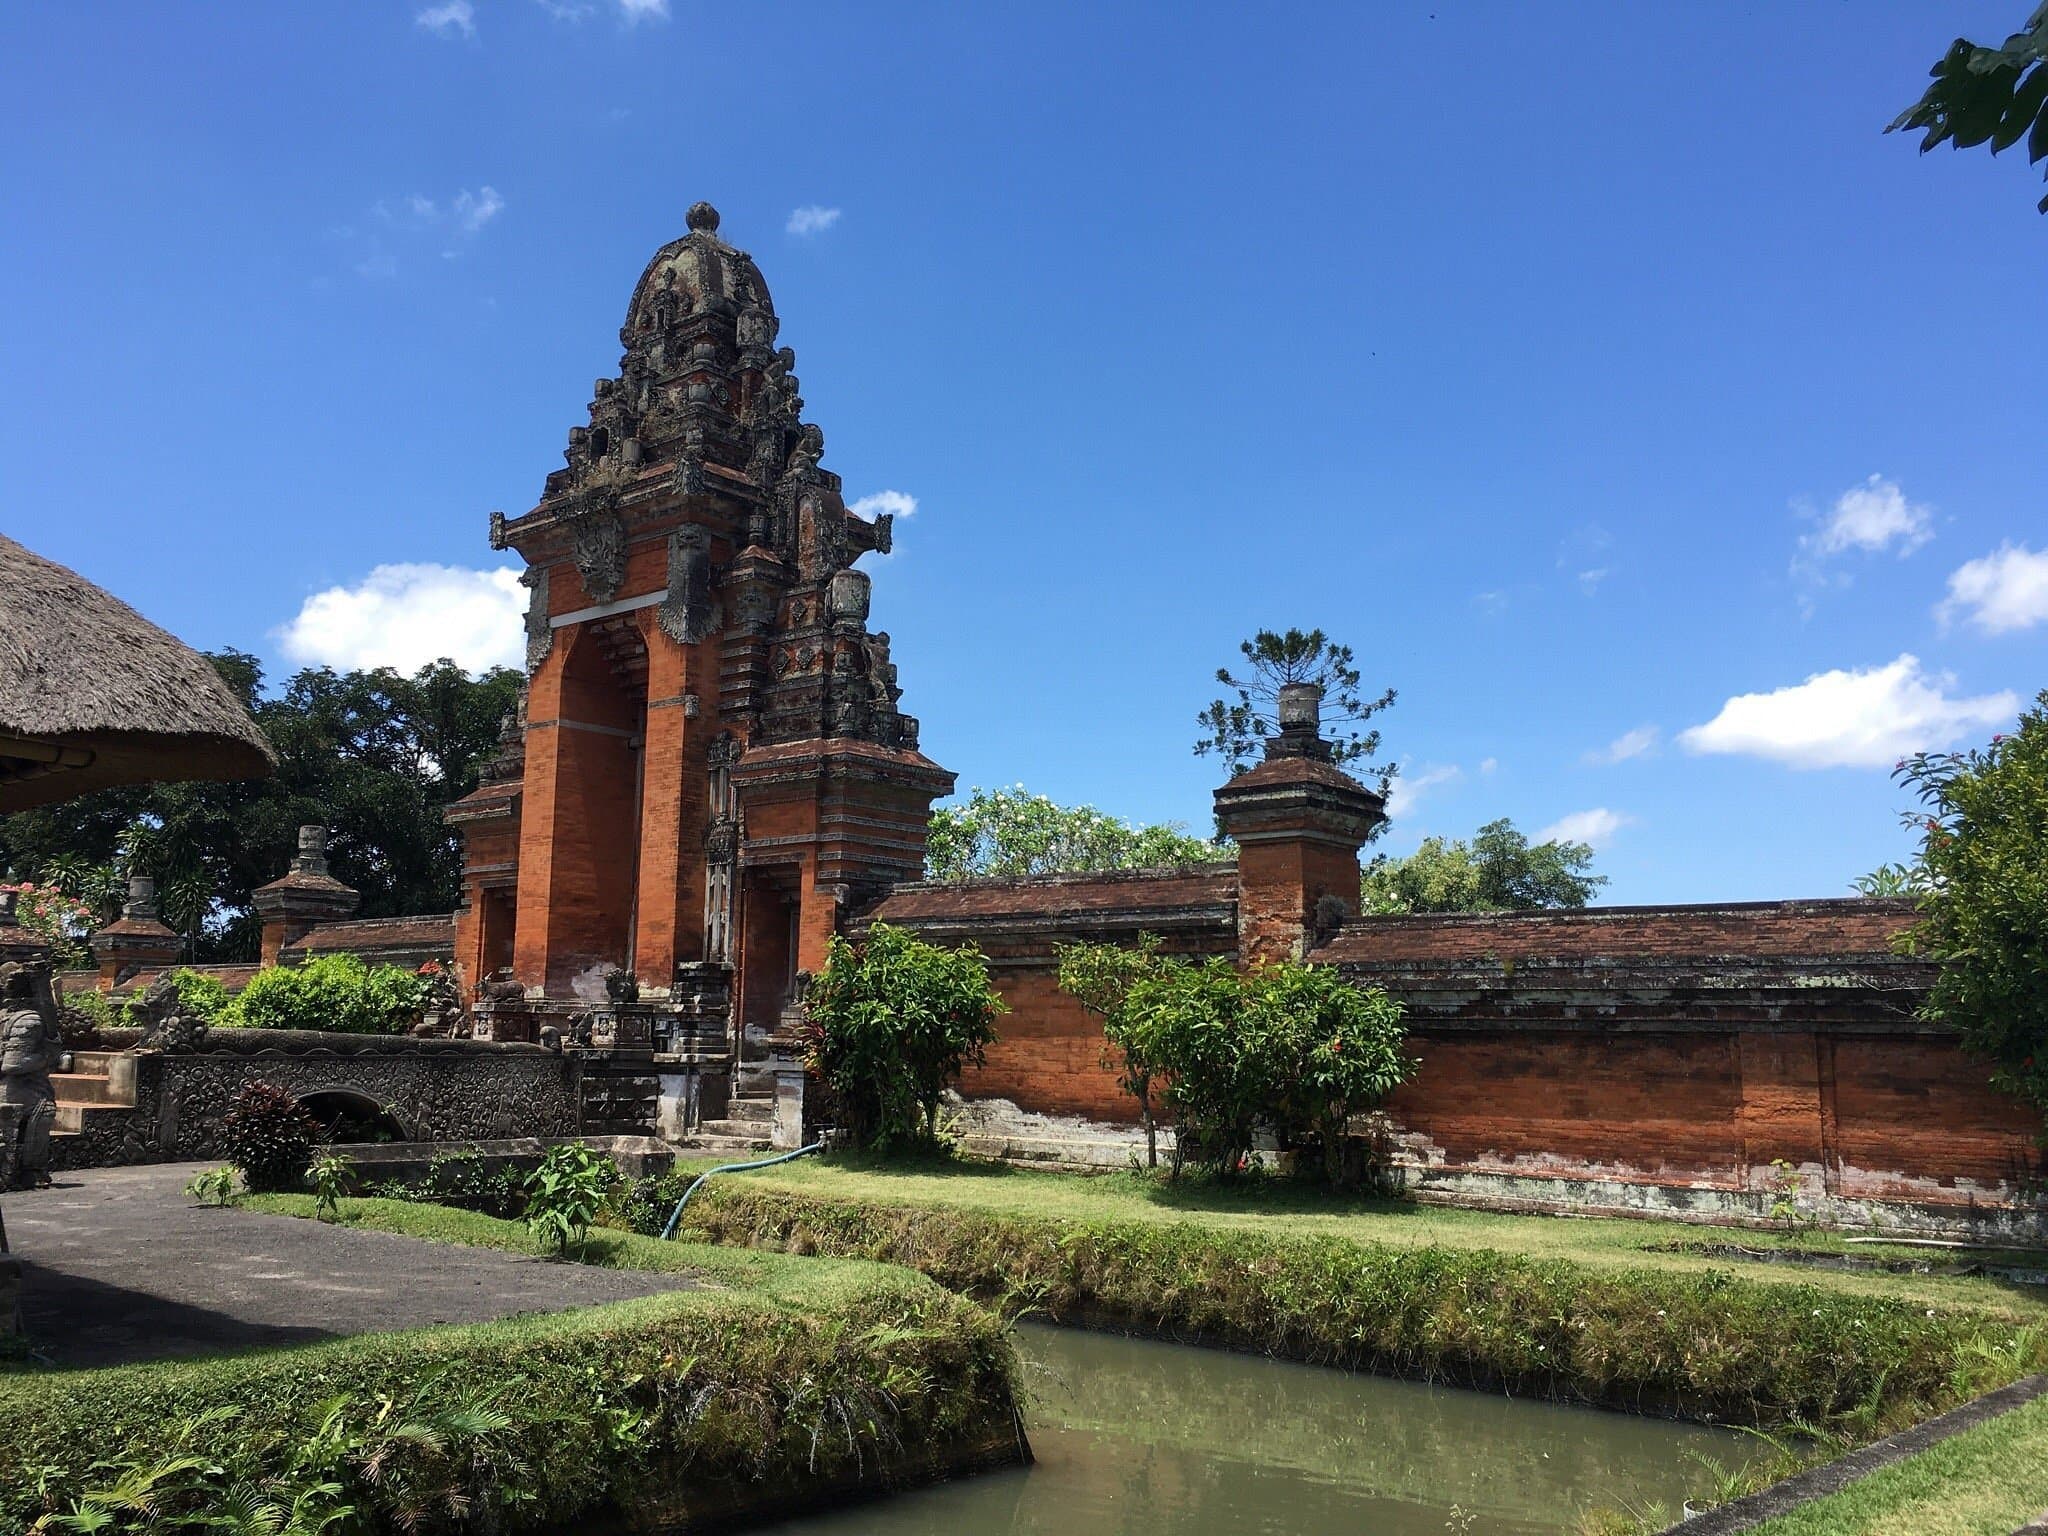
[
  {"xmin": 251, "ymin": 826, "xmax": 359, "ymax": 966},
  {"xmin": 90, "ymin": 876, "xmax": 182, "ymax": 989}
]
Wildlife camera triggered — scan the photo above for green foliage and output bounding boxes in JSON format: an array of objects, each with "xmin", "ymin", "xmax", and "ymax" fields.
[
  {"xmin": 1194, "ymin": 627, "xmax": 1396, "ymax": 785},
  {"xmin": 0, "ymin": 1269, "xmax": 1018, "ymax": 1535},
  {"xmin": 219, "ymin": 955, "xmax": 427, "ymax": 1035},
  {"xmin": 0, "ymin": 653, "xmax": 521, "ymax": 961},
  {"xmin": 307, "ymin": 1152, "xmax": 354, "ymax": 1222},
  {"xmin": 1057, "ymin": 934, "xmax": 1176, "ymax": 1167},
  {"xmin": 675, "ymin": 1181, "xmax": 2042, "ymax": 1435},
  {"xmin": 1889, "ymin": 3, "xmax": 2048, "ymax": 212},
  {"xmin": 1851, "ymin": 862, "xmax": 1929, "ymax": 898},
  {"xmin": 0, "ymin": 881, "xmax": 99, "ymax": 969},
  {"xmin": 1071, "ymin": 950, "xmax": 1413, "ymax": 1185},
  {"xmin": 183, "ymin": 1167, "xmax": 241, "ymax": 1208},
  {"xmin": 524, "ymin": 1144, "xmax": 616, "ymax": 1257},
  {"xmin": 371, "ymin": 1147, "xmax": 526, "ymax": 1219},
  {"xmin": 158, "ymin": 968, "xmax": 233, "ymax": 1023},
  {"xmin": 218, "ymin": 1081, "xmax": 319, "ymax": 1194},
  {"xmin": 1362, "ymin": 818, "xmax": 1607, "ymax": 913},
  {"xmin": 1892, "ymin": 692, "xmax": 2048, "ymax": 1122},
  {"xmin": 924, "ymin": 785, "xmax": 1229, "ymax": 881},
  {"xmin": 1259, "ymin": 963, "xmax": 1414, "ymax": 1187},
  {"xmin": 805, "ymin": 923, "xmax": 1007, "ymax": 1152}
]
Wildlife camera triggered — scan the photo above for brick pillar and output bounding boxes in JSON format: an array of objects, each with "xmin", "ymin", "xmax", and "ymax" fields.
[
  {"xmin": 1212, "ymin": 683, "xmax": 1385, "ymax": 966},
  {"xmin": 251, "ymin": 825, "xmax": 360, "ymax": 966},
  {"xmin": 89, "ymin": 875, "xmax": 184, "ymax": 989}
]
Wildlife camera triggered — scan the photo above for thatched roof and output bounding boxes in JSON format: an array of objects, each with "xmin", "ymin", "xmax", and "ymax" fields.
[{"xmin": 0, "ymin": 533, "xmax": 275, "ymax": 809}]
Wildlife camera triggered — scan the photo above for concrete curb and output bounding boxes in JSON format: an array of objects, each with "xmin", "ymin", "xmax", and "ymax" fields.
[{"xmin": 1656, "ymin": 1373, "xmax": 2048, "ymax": 1535}]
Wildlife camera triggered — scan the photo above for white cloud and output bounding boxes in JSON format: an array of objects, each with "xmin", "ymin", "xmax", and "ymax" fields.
[
  {"xmin": 454, "ymin": 185, "xmax": 504, "ymax": 233},
  {"xmin": 1385, "ymin": 764, "xmax": 1461, "ymax": 822},
  {"xmin": 616, "ymin": 0, "xmax": 669, "ymax": 18},
  {"xmin": 1586, "ymin": 725, "xmax": 1658, "ymax": 765},
  {"xmin": 1472, "ymin": 591, "xmax": 1507, "ymax": 616},
  {"xmin": 786, "ymin": 205, "xmax": 842, "ymax": 237},
  {"xmin": 1576, "ymin": 567, "xmax": 1609, "ymax": 595},
  {"xmin": 1938, "ymin": 543, "xmax": 2048, "ymax": 635},
  {"xmin": 535, "ymin": 0, "xmax": 595, "ymax": 17},
  {"xmin": 1799, "ymin": 475, "xmax": 1934, "ymax": 561},
  {"xmin": 416, "ymin": 1, "xmax": 476, "ymax": 37},
  {"xmin": 1678, "ymin": 654, "xmax": 2016, "ymax": 770},
  {"xmin": 1478, "ymin": 757, "xmax": 1498, "ymax": 775},
  {"xmin": 849, "ymin": 490, "xmax": 916, "ymax": 521},
  {"xmin": 1538, "ymin": 808, "xmax": 1632, "ymax": 848},
  {"xmin": 276, "ymin": 563, "xmax": 526, "ymax": 674}
]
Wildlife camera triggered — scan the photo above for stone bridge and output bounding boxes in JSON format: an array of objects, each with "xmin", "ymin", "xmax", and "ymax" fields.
[{"xmin": 50, "ymin": 1028, "xmax": 581, "ymax": 1171}]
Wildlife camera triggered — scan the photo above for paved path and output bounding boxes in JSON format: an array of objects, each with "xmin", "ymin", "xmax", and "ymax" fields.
[{"xmin": 2, "ymin": 1162, "xmax": 699, "ymax": 1369}]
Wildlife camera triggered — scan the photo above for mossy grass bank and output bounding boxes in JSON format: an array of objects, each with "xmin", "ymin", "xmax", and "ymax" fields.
[
  {"xmin": 1, "ymin": 1210, "xmax": 1022, "ymax": 1534},
  {"xmin": 622, "ymin": 1156, "xmax": 2046, "ymax": 1435},
  {"xmin": 681, "ymin": 1155, "xmax": 2048, "ymax": 1321}
]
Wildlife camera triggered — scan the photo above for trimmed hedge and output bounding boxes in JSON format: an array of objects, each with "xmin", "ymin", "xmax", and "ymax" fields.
[
  {"xmin": 0, "ymin": 1265, "xmax": 1021, "ymax": 1532},
  {"xmin": 661, "ymin": 1181, "xmax": 2044, "ymax": 1432}
]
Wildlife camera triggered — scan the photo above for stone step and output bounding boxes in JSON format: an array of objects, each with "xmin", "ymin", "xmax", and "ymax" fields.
[
  {"xmin": 682, "ymin": 1132, "xmax": 778, "ymax": 1157},
  {"xmin": 67, "ymin": 1051, "xmax": 127, "ymax": 1076},
  {"xmin": 722, "ymin": 1097, "xmax": 776, "ymax": 1125},
  {"xmin": 53, "ymin": 1074, "xmax": 122, "ymax": 1107},
  {"xmin": 694, "ymin": 1122, "xmax": 775, "ymax": 1149}
]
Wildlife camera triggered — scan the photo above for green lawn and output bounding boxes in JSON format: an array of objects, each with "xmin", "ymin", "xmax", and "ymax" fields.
[
  {"xmin": 690, "ymin": 1154, "xmax": 2048, "ymax": 1323},
  {"xmin": 1741, "ymin": 1392, "xmax": 2048, "ymax": 1536}
]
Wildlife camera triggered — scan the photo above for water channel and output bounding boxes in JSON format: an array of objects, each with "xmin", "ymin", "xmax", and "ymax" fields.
[{"xmin": 759, "ymin": 1323, "xmax": 1752, "ymax": 1536}]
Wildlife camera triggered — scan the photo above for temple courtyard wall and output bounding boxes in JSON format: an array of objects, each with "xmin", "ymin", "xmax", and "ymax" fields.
[
  {"xmin": 867, "ymin": 879, "xmax": 2047, "ymax": 1239},
  {"xmin": 70, "ymin": 875, "xmax": 2046, "ymax": 1238}
]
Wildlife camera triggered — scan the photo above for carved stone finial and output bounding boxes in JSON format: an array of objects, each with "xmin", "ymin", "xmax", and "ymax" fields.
[
  {"xmin": 295, "ymin": 824, "xmax": 331, "ymax": 877},
  {"xmin": 686, "ymin": 201, "xmax": 721, "ymax": 234},
  {"xmin": 122, "ymin": 875, "xmax": 160, "ymax": 922}
]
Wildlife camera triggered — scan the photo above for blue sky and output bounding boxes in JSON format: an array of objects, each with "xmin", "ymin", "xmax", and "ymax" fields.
[{"xmin": 4, "ymin": 2, "xmax": 2044, "ymax": 903}]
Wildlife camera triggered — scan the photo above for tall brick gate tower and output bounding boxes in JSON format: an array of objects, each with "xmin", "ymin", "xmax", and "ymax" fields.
[{"xmin": 447, "ymin": 202, "xmax": 953, "ymax": 1122}]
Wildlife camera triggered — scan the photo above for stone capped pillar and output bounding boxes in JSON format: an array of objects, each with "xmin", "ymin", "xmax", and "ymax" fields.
[
  {"xmin": 89, "ymin": 875, "xmax": 183, "ymax": 989},
  {"xmin": 251, "ymin": 825, "xmax": 359, "ymax": 966},
  {"xmin": 1213, "ymin": 684, "xmax": 1385, "ymax": 966}
]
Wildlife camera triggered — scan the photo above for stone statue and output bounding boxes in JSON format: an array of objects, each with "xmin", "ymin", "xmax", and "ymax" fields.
[
  {"xmin": 0, "ymin": 962, "xmax": 64, "ymax": 1189},
  {"xmin": 132, "ymin": 973, "xmax": 210, "ymax": 1052}
]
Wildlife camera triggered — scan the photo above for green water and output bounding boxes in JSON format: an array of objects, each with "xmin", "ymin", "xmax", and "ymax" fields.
[{"xmin": 758, "ymin": 1323, "xmax": 1753, "ymax": 1535}]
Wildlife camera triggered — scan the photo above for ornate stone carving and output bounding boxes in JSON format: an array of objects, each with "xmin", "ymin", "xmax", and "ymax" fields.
[
  {"xmin": 571, "ymin": 510, "xmax": 628, "ymax": 606},
  {"xmin": 488, "ymin": 509, "xmax": 508, "ymax": 550},
  {"xmin": 659, "ymin": 525, "xmax": 718, "ymax": 645},
  {"xmin": 0, "ymin": 961, "xmax": 60, "ymax": 1188},
  {"xmin": 132, "ymin": 973, "xmax": 211, "ymax": 1053},
  {"xmin": 521, "ymin": 566, "xmax": 553, "ymax": 672}
]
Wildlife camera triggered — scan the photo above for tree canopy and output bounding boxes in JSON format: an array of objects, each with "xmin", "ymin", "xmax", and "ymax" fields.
[
  {"xmin": 0, "ymin": 651, "xmax": 520, "ymax": 959},
  {"xmin": 1892, "ymin": 692, "xmax": 2048, "ymax": 1120},
  {"xmin": 1361, "ymin": 818, "xmax": 1606, "ymax": 914},
  {"xmin": 1890, "ymin": 3, "xmax": 2048, "ymax": 212},
  {"xmin": 925, "ymin": 785, "xmax": 1230, "ymax": 882},
  {"xmin": 1194, "ymin": 627, "xmax": 1396, "ymax": 786}
]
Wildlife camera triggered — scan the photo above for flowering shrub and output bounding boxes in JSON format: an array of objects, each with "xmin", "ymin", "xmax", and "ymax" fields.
[
  {"xmin": 218, "ymin": 1080, "xmax": 320, "ymax": 1193},
  {"xmin": 2, "ymin": 881, "xmax": 98, "ymax": 968}
]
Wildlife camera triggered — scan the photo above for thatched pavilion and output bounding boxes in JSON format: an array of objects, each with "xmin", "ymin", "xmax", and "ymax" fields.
[{"xmin": 0, "ymin": 533, "xmax": 275, "ymax": 810}]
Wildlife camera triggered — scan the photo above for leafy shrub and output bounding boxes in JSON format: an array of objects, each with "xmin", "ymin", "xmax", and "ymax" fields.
[
  {"xmin": 374, "ymin": 1147, "xmax": 525, "ymax": 1218},
  {"xmin": 308, "ymin": 1151, "xmax": 354, "ymax": 1221},
  {"xmin": 1893, "ymin": 692, "xmax": 2048, "ymax": 1124},
  {"xmin": 156, "ymin": 967, "xmax": 232, "ymax": 1022},
  {"xmin": 219, "ymin": 954, "xmax": 428, "ymax": 1035},
  {"xmin": 183, "ymin": 1167, "xmax": 240, "ymax": 1208},
  {"xmin": 805, "ymin": 923, "xmax": 1007, "ymax": 1152},
  {"xmin": 524, "ymin": 1144, "xmax": 616, "ymax": 1257},
  {"xmin": 1058, "ymin": 949, "xmax": 1412, "ymax": 1185},
  {"xmin": 218, "ymin": 1081, "xmax": 319, "ymax": 1193}
]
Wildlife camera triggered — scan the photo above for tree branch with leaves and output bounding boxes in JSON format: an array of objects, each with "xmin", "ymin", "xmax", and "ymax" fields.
[
  {"xmin": 1194, "ymin": 628, "xmax": 1396, "ymax": 786},
  {"xmin": 1890, "ymin": 3, "xmax": 2048, "ymax": 212}
]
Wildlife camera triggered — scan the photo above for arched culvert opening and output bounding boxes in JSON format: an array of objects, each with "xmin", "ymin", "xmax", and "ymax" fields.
[{"xmin": 298, "ymin": 1091, "xmax": 407, "ymax": 1145}]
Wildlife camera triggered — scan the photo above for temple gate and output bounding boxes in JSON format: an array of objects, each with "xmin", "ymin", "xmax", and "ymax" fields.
[{"xmin": 446, "ymin": 202, "xmax": 952, "ymax": 1131}]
